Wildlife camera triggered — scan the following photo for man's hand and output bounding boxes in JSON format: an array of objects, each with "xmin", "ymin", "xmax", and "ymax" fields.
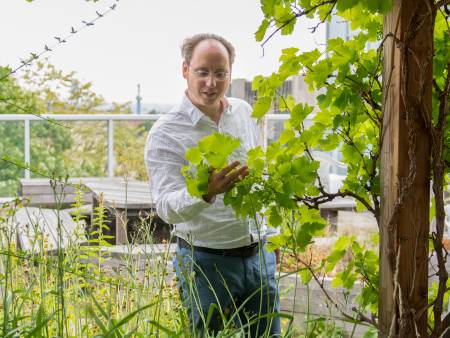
[{"xmin": 202, "ymin": 161, "xmax": 248, "ymax": 203}]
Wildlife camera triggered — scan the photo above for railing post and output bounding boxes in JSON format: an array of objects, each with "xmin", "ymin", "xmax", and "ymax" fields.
[
  {"xmin": 107, "ymin": 119, "xmax": 114, "ymax": 177},
  {"xmin": 24, "ymin": 119, "xmax": 30, "ymax": 179},
  {"xmin": 262, "ymin": 115, "xmax": 268, "ymax": 151}
]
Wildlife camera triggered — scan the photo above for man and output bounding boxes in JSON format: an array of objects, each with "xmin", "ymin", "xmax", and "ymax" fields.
[{"xmin": 145, "ymin": 33, "xmax": 280, "ymax": 337}]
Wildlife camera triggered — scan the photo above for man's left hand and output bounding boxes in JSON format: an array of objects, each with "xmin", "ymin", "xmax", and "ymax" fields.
[{"xmin": 202, "ymin": 161, "xmax": 248, "ymax": 203}]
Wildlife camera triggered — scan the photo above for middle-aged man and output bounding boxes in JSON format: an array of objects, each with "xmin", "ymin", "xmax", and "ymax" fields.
[{"xmin": 145, "ymin": 33, "xmax": 280, "ymax": 337}]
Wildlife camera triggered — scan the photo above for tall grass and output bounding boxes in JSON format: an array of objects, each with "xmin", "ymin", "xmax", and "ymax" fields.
[
  {"xmin": 0, "ymin": 181, "xmax": 185, "ymax": 337},
  {"xmin": 0, "ymin": 179, "xmax": 366, "ymax": 337}
]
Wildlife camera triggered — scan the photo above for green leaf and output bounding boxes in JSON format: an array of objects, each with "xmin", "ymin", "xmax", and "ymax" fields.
[
  {"xmin": 186, "ymin": 176, "xmax": 201, "ymax": 197},
  {"xmin": 252, "ymin": 96, "xmax": 272, "ymax": 118},
  {"xmin": 362, "ymin": 328, "xmax": 378, "ymax": 338},
  {"xmin": 319, "ymin": 133, "xmax": 340, "ymax": 151},
  {"xmin": 267, "ymin": 233, "xmax": 288, "ymax": 249},
  {"xmin": 299, "ymin": 0, "xmax": 312, "ymax": 8},
  {"xmin": 183, "ymin": 133, "xmax": 241, "ymax": 198},
  {"xmin": 300, "ymin": 268, "xmax": 312, "ymax": 285},
  {"xmin": 301, "ymin": 221, "xmax": 326, "ymax": 235},
  {"xmin": 331, "ymin": 275, "xmax": 343, "ymax": 288},
  {"xmin": 255, "ymin": 19, "xmax": 270, "ymax": 41},
  {"xmin": 247, "ymin": 146, "xmax": 265, "ymax": 174},
  {"xmin": 362, "ymin": 0, "xmax": 393, "ymax": 13},
  {"xmin": 337, "ymin": 0, "xmax": 359, "ymax": 11},
  {"xmin": 279, "ymin": 48, "xmax": 299, "ymax": 60},
  {"xmin": 205, "ymin": 153, "xmax": 226, "ymax": 169},
  {"xmin": 185, "ymin": 147, "xmax": 202, "ymax": 164},
  {"xmin": 295, "ymin": 231, "xmax": 313, "ymax": 251},
  {"xmin": 260, "ymin": 0, "xmax": 278, "ymax": 17},
  {"xmin": 325, "ymin": 249, "xmax": 346, "ymax": 272},
  {"xmin": 278, "ymin": 94, "xmax": 296, "ymax": 111},
  {"xmin": 198, "ymin": 133, "xmax": 240, "ymax": 167},
  {"xmin": 290, "ymin": 103, "xmax": 314, "ymax": 129},
  {"xmin": 252, "ymin": 75, "xmax": 265, "ymax": 91},
  {"xmin": 333, "ymin": 236, "xmax": 354, "ymax": 251},
  {"xmin": 269, "ymin": 206, "xmax": 283, "ymax": 227},
  {"xmin": 298, "ymin": 49, "xmax": 321, "ymax": 68},
  {"xmin": 273, "ymin": 3, "xmax": 296, "ymax": 35},
  {"xmin": 266, "ymin": 141, "xmax": 282, "ymax": 163},
  {"xmin": 279, "ymin": 128, "xmax": 295, "ymax": 145}
]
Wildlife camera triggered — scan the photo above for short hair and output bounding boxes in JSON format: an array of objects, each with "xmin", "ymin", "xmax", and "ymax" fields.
[{"xmin": 181, "ymin": 33, "xmax": 235, "ymax": 66}]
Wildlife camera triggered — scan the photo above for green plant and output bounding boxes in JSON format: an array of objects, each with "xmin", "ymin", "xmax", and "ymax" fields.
[
  {"xmin": 183, "ymin": 0, "xmax": 450, "ymax": 335},
  {"xmin": 0, "ymin": 181, "xmax": 186, "ymax": 337}
]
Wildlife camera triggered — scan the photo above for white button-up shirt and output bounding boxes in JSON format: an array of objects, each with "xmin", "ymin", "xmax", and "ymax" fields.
[{"xmin": 144, "ymin": 93, "xmax": 272, "ymax": 249}]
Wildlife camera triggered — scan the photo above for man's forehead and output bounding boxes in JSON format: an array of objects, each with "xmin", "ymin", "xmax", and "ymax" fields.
[{"xmin": 191, "ymin": 39, "xmax": 230, "ymax": 61}]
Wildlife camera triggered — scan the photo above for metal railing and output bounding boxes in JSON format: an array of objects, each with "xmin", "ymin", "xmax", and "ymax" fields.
[{"xmin": 0, "ymin": 113, "xmax": 290, "ymax": 179}]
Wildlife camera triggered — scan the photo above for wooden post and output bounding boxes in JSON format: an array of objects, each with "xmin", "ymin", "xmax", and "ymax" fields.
[
  {"xmin": 380, "ymin": 0, "xmax": 433, "ymax": 336},
  {"xmin": 115, "ymin": 209, "xmax": 129, "ymax": 244}
]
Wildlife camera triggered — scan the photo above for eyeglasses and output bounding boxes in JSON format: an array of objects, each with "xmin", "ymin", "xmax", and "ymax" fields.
[{"xmin": 189, "ymin": 66, "xmax": 229, "ymax": 81}]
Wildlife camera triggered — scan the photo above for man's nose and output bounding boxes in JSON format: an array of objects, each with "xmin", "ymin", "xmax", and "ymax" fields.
[{"xmin": 205, "ymin": 74, "xmax": 216, "ymax": 87}]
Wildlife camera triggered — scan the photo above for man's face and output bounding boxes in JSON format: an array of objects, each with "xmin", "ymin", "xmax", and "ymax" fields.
[{"xmin": 182, "ymin": 39, "xmax": 231, "ymax": 111}]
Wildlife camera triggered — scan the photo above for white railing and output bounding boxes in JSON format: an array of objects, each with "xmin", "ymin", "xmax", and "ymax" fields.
[{"xmin": 0, "ymin": 113, "xmax": 290, "ymax": 179}]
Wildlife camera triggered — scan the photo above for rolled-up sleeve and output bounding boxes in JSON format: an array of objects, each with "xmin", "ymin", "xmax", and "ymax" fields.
[{"xmin": 144, "ymin": 128, "xmax": 210, "ymax": 224}]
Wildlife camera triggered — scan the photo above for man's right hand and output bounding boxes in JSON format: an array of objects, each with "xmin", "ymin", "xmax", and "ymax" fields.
[{"xmin": 202, "ymin": 161, "xmax": 249, "ymax": 203}]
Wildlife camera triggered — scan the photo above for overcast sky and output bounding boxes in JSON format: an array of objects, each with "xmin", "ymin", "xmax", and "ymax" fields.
[{"xmin": 2, "ymin": 0, "xmax": 325, "ymax": 105}]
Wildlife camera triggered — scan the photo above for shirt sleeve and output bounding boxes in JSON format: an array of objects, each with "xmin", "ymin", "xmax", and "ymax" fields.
[{"xmin": 144, "ymin": 128, "xmax": 211, "ymax": 224}]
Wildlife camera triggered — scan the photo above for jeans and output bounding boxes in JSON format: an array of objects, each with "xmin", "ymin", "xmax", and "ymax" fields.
[{"xmin": 173, "ymin": 244, "xmax": 281, "ymax": 337}]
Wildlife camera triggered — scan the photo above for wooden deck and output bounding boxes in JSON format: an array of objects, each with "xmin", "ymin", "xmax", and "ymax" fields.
[
  {"xmin": 83, "ymin": 179, "xmax": 162, "ymax": 244},
  {"xmin": 19, "ymin": 177, "xmax": 100, "ymax": 207},
  {"xmin": 14, "ymin": 207, "xmax": 87, "ymax": 252},
  {"xmin": 19, "ymin": 177, "xmax": 154, "ymax": 209},
  {"xmin": 17, "ymin": 178, "xmax": 167, "ymax": 245},
  {"xmin": 84, "ymin": 180, "xmax": 153, "ymax": 210}
]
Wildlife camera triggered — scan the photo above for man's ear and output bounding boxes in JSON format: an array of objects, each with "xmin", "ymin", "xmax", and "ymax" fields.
[{"xmin": 182, "ymin": 62, "xmax": 189, "ymax": 79}]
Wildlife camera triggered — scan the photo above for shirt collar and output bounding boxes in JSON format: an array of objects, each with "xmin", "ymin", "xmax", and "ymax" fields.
[{"xmin": 180, "ymin": 92, "xmax": 233, "ymax": 126}]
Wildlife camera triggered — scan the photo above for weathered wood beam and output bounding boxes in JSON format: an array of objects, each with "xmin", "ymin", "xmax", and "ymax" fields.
[{"xmin": 380, "ymin": 0, "xmax": 434, "ymax": 336}]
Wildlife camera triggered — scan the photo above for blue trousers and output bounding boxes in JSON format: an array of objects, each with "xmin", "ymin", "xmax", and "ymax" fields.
[{"xmin": 174, "ymin": 245, "xmax": 281, "ymax": 337}]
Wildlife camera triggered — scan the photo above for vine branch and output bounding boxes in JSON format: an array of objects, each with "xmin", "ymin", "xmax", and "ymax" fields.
[
  {"xmin": 0, "ymin": 0, "xmax": 120, "ymax": 82},
  {"xmin": 261, "ymin": 0, "xmax": 336, "ymax": 49}
]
